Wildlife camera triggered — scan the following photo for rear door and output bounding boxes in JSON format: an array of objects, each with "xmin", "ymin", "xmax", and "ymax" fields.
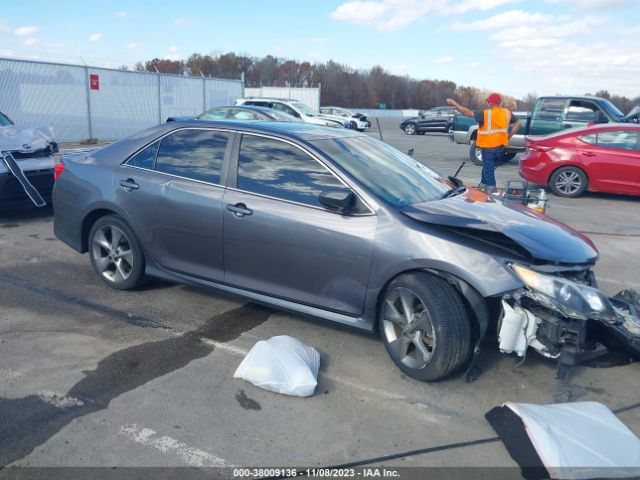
[
  {"xmin": 117, "ymin": 127, "xmax": 231, "ymax": 281},
  {"xmin": 575, "ymin": 129, "xmax": 640, "ymax": 194},
  {"xmin": 222, "ymin": 133, "xmax": 377, "ymax": 316},
  {"xmin": 529, "ymin": 98, "xmax": 567, "ymax": 136}
]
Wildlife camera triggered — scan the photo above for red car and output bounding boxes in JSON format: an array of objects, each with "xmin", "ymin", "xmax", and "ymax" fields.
[{"xmin": 519, "ymin": 124, "xmax": 640, "ymax": 197}]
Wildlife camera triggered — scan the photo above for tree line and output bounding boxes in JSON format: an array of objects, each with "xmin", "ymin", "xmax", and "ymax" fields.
[{"xmin": 133, "ymin": 52, "xmax": 639, "ymax": 113}]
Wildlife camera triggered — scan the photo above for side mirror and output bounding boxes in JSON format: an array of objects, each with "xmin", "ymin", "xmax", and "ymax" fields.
[{"xmin": 319, "ymin": 189, "xmax": 354, "ymax": 212}]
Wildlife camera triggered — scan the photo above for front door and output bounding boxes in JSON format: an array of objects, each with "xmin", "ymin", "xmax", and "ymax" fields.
[{"xmin": 222, "ymin": 134, "xmax": 377, "ymax": 316}]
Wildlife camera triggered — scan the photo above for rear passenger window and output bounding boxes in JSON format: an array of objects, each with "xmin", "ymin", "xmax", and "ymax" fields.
[
  {"xmin": 595, "ymin": 131, "xmax": 638, "ymax": 150},
  {"xmin": 127, "ymin": 141, "xmax": 159, "ymax": 169},
  {"xmin": 155, "ymin": 129, "xmax": 229, "ymax": 184},
  {"xmin": 237, "ymin": 135, "xmax": 344, "ymax": 207}
]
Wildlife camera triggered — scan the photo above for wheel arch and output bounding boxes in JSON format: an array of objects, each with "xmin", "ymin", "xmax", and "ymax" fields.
[
  {"xmin": 374, "ymin": 268, "xmax": 490, "ymax": 343},
  {"xmin": 80, "ymin": 204, "xmax": 135, "ymax": 253}
]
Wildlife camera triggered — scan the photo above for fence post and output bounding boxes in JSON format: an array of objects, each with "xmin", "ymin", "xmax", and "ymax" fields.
[
  {"xmin": 241, "ymin": 72, "xmax": 245, "ymax": 99},
  {"xmin": 317, "ymin": 83, "xmax": 321, "ymax": 110},
  {"xmin": 84, "ymin": 66, "xmax": 93, "ymax": 139},
  {"xmin": 155, "ymin": 68, "xmax": 162, "ymax": 123},
  {"xmin": 202, "ymin": 72, "xmax": 206, "ymax": 111}
]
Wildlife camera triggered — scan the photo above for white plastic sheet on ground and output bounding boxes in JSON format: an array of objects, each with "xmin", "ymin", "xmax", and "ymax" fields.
[
  {"xmin": 233, "ymin": 335, "xmax": 320, "ymax": 397},
  {"xmin": 506, "ymin": 401, "xmax": 640, "ymax": 479}
]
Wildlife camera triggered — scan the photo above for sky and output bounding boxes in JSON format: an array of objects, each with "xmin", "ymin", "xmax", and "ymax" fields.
[{"xmin": 1, "ymin": 0, "xmax": 639, "ymax": 99}]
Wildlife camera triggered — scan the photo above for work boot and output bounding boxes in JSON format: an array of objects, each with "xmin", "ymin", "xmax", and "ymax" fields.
[{"xmin": 485, "ymin": 186, "xmax": 497, "ymax": 194}]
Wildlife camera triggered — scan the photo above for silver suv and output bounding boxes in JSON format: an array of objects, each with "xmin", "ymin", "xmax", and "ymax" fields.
[{"xmin": 236, "ymin": 98, "xmax": 348, "ymax": 128}]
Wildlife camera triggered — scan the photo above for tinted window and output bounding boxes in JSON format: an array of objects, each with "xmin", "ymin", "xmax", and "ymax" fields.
[
  {"xmin": 595, "ymin": 130, "xmax": 638, "ymax": 150},
  {"xmin": 127, "ymin": 141, "xmax": 159, "ymax": 169},
  {"xmin": 272, "ymin": 102, "xmax": 298, "ymax": 117},
  {"xmin": 537, "ymin": 99, "xmax": 565, "ymax": 121},
  {"xmin": 237, "ymin": 135, "xmax": 344, "ymax": 207},
  {"xmin": 155, "ymin": 129, "xmax": 229, "ymax": 184}
]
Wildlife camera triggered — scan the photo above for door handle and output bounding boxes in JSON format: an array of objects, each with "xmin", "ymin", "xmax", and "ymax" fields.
[
  {"xmin": 119, "ymin": 178, "xmax": 139, "ymax": 190},
  {"xmin": 582, "ymin": 152, "xmax": 597, "ymax": 157},
  {"xmin": 562, "ymin": 124, "xmax": 572, "ymax": 129},
  {"xmin": 226, "ymin": 203, "xmax": 253, "ymax": 217}
]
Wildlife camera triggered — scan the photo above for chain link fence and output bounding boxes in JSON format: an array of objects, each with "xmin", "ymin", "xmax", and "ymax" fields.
[{"xmin": 0, "ymin": 57, "xmax": 244, "ymax": 142}]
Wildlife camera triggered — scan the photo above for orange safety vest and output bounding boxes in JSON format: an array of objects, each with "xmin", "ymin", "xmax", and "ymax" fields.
[{"xmin": 477, "ymin": 107, "xmax": 511, "ymax": 148}]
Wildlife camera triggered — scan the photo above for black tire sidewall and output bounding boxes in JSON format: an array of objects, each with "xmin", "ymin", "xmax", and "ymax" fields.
[
  {"xmin": 379, "ymin": 272, "xmax": 472, "ymax": 382},
  {"xmin": 88, "ymin": 214, "xmax": 146, "ymax": 290},
  {"xmin": 549, "ymin": 166, "xmax": 588, "ymax": 197}
]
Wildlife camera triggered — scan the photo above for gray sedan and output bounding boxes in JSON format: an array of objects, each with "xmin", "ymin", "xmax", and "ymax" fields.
[{"xmin": 53, "ymin": 120, "xmax": 636, "ymax": 381}]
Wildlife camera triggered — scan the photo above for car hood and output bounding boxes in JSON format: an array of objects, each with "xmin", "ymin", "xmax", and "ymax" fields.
[
  {"xmin": 401, "ymin": 190, "xmax": 598, "ymax": 265},
  {"xmin": 0, "ymin": 125, "xmax": 55, "ymax": 153}
]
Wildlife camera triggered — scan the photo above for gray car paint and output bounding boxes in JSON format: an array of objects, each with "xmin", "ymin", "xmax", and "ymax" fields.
[{"xmin": 53, "ymin": 120, "xmax": 597, "ymax": 333}]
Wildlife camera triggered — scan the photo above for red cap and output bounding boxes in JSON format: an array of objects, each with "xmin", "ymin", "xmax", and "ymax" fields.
[{"xmin": 486, "ymin": 93, "xmax": 502, "ymax": 105}]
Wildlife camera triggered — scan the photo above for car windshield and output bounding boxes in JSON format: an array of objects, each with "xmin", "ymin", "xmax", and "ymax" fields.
[
  {"xmin": 599, "ymin": 100, "xmax": 624, "ymax": 119},
  {"xmin": 312, "ymin": 136, "xmax": 451, "ymax": 207},
  {"xmin": 291, "ymin": 102, "xmax": 317, "ymax": 116},
  {"xmin": 0, "ymin": 112, "xmax": 14, "ymax": 127}
]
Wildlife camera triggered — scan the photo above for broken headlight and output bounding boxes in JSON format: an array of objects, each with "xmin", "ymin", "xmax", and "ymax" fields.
[{"xmin": 511, "ymin": 264, "xmax": 616, "ymax": 322}]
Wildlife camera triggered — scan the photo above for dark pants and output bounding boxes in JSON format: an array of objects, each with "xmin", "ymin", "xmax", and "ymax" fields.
[{"xmin": 480, "ymin": 145, "xmax": 505, "ymax": 188}]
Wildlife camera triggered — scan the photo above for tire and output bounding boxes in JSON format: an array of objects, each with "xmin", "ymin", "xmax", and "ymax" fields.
[
  {"xmin": 349, "ymin": 120, "xmax": 358, "ymax": 130},
  {"xmin": 469, "ymin": 140, "xmax": 483, "ymax": 166},
  {"xmin": 88, "ymin": 214, "xmax": 146, "ymax": 290},
  {"xmin": 379, "ymin": 272, "xmax": 472, "ymax": 381},
  {"xmin": 403, "ymin": 123, "xmax": 417, "ymax": 135},
  {"xmin": 503, "ymin": 152, "xmax": 517, "ymax": 163},
  {"xmin": 549, "ymin": 166, "xmax": 588, "ymax": 198}
]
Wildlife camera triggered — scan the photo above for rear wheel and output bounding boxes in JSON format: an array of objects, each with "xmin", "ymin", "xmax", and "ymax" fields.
[
  {"xmin": 549, "ymin": 166, "xmax": 588, "ymax": 197},
  {"xmin": 89, "ymin": 215, "xmax": 146, "ymax": 290},
  {"xmin": 403, "ymin": 123, "xmax": 417, "ymax": 135},
  {"xmin": 379, "ymin": 272, "xmax": 472, "ymax": 381}
]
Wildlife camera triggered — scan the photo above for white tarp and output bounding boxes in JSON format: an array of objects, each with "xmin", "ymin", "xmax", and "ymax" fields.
[{"xmin": 505, "ymin": 401, "xmax": 640, "ymax": 479}]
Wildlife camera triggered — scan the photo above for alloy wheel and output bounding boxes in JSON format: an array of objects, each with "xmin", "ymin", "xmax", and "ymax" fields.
[
  {"xmin": 91, "ymin": 225, "xmax": 134, "ymax": 283},
  {"xmin": 381, "ymin": 286, "xmax": 436, "ymax": 369},
  {"xmin": 555, "ymin": 170, "xmax": 582, "ymax": 195},
  {"xmin": 404, "ymin": 124, "xmax": 416, "ymax": 135}
]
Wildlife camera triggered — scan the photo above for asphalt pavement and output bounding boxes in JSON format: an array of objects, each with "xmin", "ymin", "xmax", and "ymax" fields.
[{"xmin": 0, "ymin": 118, "xmax": 638, "ymax": 476}]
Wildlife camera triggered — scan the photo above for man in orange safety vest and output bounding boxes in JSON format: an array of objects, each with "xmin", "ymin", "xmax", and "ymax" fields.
[{"xmin": 446, "ymin": 93, "xmax": 520, "ymax": 193}]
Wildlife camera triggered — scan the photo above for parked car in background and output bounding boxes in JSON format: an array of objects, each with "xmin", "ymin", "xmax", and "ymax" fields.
[
  {"xmin": 400, "ymin": 107, "xmax": 455, "ymax": 135},
  {"xmin": 450, "ymin": 96, "xmax": 627, "ymax": 165},
  {"xmin": 320, "ymin": 107, "xmax": 371, "ymax": 131},
  {"xmin": 520, "ymin": 124, "xmax": 640, "ymax": 198},
  {"xmin": 167, "ymin": 105, "xmax": 301, "ymax": 123},
  {"xmin": 52, "ymin": 120, "xmax": 638, "ymax": 382},
  {"xmin": 236, "ymin": 98, "xmax": 348, "ymax": 128},
  {"xmin": 0, "ymin": 111, "xmax": 59, "ymax": 207}
]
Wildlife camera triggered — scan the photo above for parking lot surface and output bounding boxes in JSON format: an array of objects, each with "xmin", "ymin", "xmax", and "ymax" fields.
[{"xmin": 1, "ymin": 118, "xmax": 639, "ymax": 474}]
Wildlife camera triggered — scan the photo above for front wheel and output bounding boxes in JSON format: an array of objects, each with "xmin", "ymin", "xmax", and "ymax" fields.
[
  {"xmin": 403, "ymin": 123, "xmax": 417, "ymax": 135},
  {"xmin": 89, "ymin": 214, "xmax": 146, "ymax": 290},
  {"xmin": 379, "ymin": 272, "xmax": 472, "ymax": 381},
  {"xmin": 469, "ymin": 140, "xmax": 483, "ymax": 165}
]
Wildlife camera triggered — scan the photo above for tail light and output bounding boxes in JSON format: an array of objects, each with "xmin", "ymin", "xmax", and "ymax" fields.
[
  {"xmin": 526, "ymin": 142, "xmax": 553, "ymax": 153},
  {"xmin": 53, "ymin": 162, "xmax": 65, "ymax": 180}
]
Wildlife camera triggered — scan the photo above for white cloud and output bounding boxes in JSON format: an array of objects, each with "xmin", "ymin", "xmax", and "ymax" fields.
[
  {"xmin": 0, "ymin": 22, "xmax": 12, "ymax": 35},
  {"xmin": 168, "ymin": 46, "xmax": 179, "ymax": 53},
  {"xmin": 452, "ymin": 10, "xmax": 552, "ymax": 30},
  {"xmin": 116, "ymin": 11, "xmax": 127, "ymax": 17},
  {"xmin": 433, "ymin": 56, "xmax": 453, "ymax": 64},
  {"xmin": 126, "ymin": 42, "xmax": 138, "ymax": 49},
  {"xmin": 330, "ymin": 0, "xmax": 520, "ymax": 31},
  {"xmin": 14, "ymin": 25, "xmax": 39, "ymax": 36},
  {"xmin": 174, "ymin": 18, "xmax": 194, "ymax": 28},
  {"xmin": 469, "ymin": 61, "xmax": 480, "ymax": 68},
  {"xmin": 23, "ymin": 37, "xmax": 37, "ymax": 46},
  {"xmin": 311, "ymin": 37, "xmax": 327, "ymax": 44},
  {"xmin": 89, "ymin": 33, "xmax": 103, "ymax": 42},
  {"xmin": 546, "ymin": 0, "xmax": 638, "ymax": 9}
]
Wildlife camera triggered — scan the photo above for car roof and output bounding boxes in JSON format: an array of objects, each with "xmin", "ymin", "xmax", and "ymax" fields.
[
  {"xmin": 160, "ymin": 119, "xmax": 360, "ymax": 141},
  {"xmin": 210, "ymin": 105, "xmax": 280, "ymax": 116}
]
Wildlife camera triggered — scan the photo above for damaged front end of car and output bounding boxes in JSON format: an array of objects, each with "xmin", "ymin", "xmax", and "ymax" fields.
[{"xmin": 497, "ymin": 263, "xmax": 640, "ymax": 381}]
